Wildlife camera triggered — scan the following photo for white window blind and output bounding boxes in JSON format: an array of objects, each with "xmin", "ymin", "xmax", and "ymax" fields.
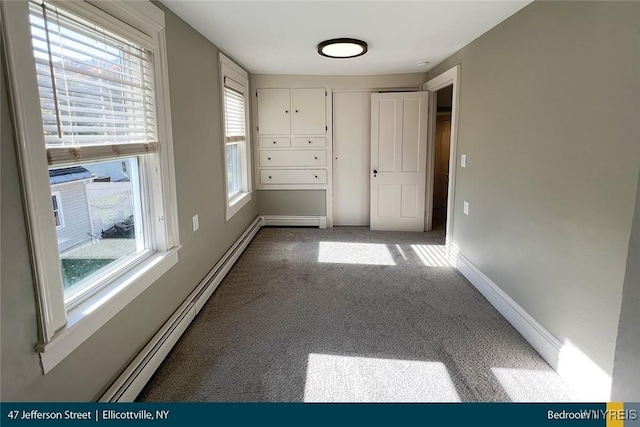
[
  {"xmin": 223, "ymin": 77, "xmax": 246, "ymax": 143},
  {"xmin": 29, "ymin": 1, "xmax": 158, "ymax": 165}
]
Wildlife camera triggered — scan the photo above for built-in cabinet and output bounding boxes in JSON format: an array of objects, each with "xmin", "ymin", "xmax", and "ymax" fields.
[{"xmin": 255, "ymin": 87, "xmax": 328, "ymax": 188}]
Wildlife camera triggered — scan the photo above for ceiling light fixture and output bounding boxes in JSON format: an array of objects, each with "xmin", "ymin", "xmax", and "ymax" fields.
[{"xmin": 318, "ymin": 38, "xmax": 368, "ymax": 59}]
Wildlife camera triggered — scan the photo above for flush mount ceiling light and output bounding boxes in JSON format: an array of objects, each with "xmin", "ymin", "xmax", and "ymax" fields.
[{"xmin": 318, "ymin": 38, "xmax": 368, "ymax": 59}]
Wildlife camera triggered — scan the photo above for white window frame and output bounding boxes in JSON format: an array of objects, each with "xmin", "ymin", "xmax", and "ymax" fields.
[
  {"xmin": 1, "ymin": 0, "xmax": 180, "ymax": 373},
  {"xmin": 51, "ymin": 191, "xmax": 64, "ymax": 229},
  {"xmin": 219, "ymin": 53, "xmax": 252, "ymax": 221}
]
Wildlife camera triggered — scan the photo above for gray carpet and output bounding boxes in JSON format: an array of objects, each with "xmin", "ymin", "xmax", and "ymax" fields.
[{"xmin": 138, "ymin": 226, "xmax": 575, "ymax": 402}]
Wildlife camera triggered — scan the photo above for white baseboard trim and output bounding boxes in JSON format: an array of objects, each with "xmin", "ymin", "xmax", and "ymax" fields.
[
  {"xmin": 102, "ymin": 220, "xmax": 608, "ymax": 402},
  {"xmin": 456, "ymin": 254, "xmax": 562, "ymax": 369},
  {"xmin": 100, "ymin": 216, "xmax": 264, "ymax": 402},
  {"xmin": 263, "ymin": 215, "xmax": 327, "ymax": 229},
  {"xmin": 456, "ymin": 254, "xmax": 611, "ymax": 401}
]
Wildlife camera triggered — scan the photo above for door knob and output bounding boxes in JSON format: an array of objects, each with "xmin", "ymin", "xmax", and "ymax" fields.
[{"xmin": 373, "ymin": 169, "xmax": 378, "ymax": 174}]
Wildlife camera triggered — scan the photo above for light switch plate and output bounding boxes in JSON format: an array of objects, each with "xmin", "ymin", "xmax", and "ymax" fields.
[
  {"xmin": 192, "ymin": 214, "xmax": 199, "ymax": 231},
  {"xmin": 461, "ymin": 154, "xmax": 467, "ymax": 168},
  {"xmin": 463, "ymin": 201, "xmax": 469, "ymax": 215}
]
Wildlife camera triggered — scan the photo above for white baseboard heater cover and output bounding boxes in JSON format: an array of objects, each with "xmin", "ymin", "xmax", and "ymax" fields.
[
  {"xmin": 100, "ymin": 216, "xmax": 264, "ymax": 402},
  {"xmin": 263, "ymin": 215, "xmax": 327, "ymax": 228}
]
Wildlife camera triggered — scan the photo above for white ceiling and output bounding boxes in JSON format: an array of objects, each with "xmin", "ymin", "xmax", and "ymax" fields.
[{"xmin": 160, "ymin": 1, "xmax": 532, "ymax": 76}]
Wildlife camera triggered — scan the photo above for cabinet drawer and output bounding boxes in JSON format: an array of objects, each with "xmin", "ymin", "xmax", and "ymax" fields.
[
  {"xmin": 259, "ymin": 150, "xmax": 326, "ymax": 167},
  {"xmin": 259, "ymin": 137, "xmax": 290, "ymax": 148},
  {"xmin": 293, "ymin": 137, "xmax": 326, "ymax": 147},
  {"xmin": 260, "ymin": 169, "xmax": 327, "ymax": 184}
]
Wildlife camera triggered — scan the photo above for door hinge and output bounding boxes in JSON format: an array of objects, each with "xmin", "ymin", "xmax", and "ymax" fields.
[
  {"xmin": 325, "ymin": 126, "xmax": 328, "ymax": 131},
  {"xmin": 256, "ymin": 91, "xmax": 258, "ymax": 97},
  {"xmin": 325, "ymin": 90, "xmax": 327, "ymax": 96},
  {"xmin": 257, "ymin": 126, "xmax": 259, "ymax": 132}
]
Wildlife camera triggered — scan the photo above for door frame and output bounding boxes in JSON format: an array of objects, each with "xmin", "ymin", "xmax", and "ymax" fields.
[{"xmin": 424, "ymin": 65, "xmax": 460, "ymax": 247}]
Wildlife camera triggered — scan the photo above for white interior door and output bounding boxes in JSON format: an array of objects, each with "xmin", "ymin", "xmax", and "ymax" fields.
[
  {"xmin": 333, "ymin": 91, "xmax": 371, "ymax": 226},
  {"xmin": 370, "ymin": 92, "xmax": 429, "ymax": 231}
]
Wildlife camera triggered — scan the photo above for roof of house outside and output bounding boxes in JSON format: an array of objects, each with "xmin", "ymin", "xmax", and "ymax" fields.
[{"xmin": 49, "ymin": 166, "xmax": 93, "ymax": 185}]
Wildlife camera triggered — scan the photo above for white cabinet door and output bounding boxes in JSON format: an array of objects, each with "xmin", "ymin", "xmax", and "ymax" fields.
[
  {"xmin": 292, "ymin": 88, "xmax": 326, "ymax": 135},
  {"xmin": 257, "ymin": 88, "xmax": 291, "ymax": 135},
  {"xmin": 370, "ymin": 92, "xmax": 429, "ymax": 231}
]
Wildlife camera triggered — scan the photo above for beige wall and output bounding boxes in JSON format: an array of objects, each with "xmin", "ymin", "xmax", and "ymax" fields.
[
  {"xmin": 611, "ymin": 168, "xmax": 640, "ymax": 401},
  {"xmin": 252, "ymin": 74, "xmax": 426, "ymax": 90},
  {"xmin": 426, "ymin": 0, "xmax": 640, "ymax": 387},
  {"xmin": 0, "ymin": 3, "xmax": 257, "ymax": 400},
  {"xmin": 258, "ymin": 190, "xmax": 326, "ymax": 216},
  {"xmin": 253, "ymin": 73, "xmax": 426, "ymax": 218}
]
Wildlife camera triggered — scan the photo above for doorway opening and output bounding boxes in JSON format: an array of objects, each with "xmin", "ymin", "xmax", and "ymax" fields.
[
  {"xmin": 432, "ymin": 85, "xmax": 453, "ymax": 232},
  {"xmin": 424, "ymin": 65, "xmax": 460, "ymax": 246}
]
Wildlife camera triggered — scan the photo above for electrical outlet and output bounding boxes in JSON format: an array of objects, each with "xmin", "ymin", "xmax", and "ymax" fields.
[
  {"xmin": 463, "ymin": 201, "xmax": 469, "ymax": 215},
  {"xmin": 192, "ymin": 214, "xmax": 199, "ymax": 231},
  {"xmin": 461, "ymin": 154, "xmax": 467, "ymax": 168}
]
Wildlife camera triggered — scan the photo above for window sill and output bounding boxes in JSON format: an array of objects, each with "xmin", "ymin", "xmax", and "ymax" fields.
[
  {"xmin": 226, "ymin": 191, "xmax": 251, "ymax": 221},
  {"xmin": 36, "ymin": 247, "xmax": 180, "ymax": 374}
]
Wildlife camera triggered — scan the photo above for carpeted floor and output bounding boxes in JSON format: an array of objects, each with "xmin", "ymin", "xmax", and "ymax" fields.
[{"xmin": 138, "ymin": 226, "xmax": 575, "ymax": 402}]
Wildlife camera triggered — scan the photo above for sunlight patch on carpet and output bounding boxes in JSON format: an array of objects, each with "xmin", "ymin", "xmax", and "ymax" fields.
[
  {"xmin": 304, "ymin": 353, "xmax": 461, "ymax": 402},
  {"xmin": 491, "ymin": 367, "xmax": 574, "ymax": 402},
  {"xmin": 318, "ymin": 242, "xmax": 396, "ymax": 265},
  {"xmin": 411, "ymin": 244, "xmax": 455, "ymax": 267}
]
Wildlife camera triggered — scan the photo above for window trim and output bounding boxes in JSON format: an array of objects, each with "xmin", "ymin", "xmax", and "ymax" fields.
[
  {"xmin": 219, "ymin": 53, "xmax": 252, "ymax": 221},
  {"xmin": 1, "ymin": 0, "xmax": 180, "ymax": 373}
]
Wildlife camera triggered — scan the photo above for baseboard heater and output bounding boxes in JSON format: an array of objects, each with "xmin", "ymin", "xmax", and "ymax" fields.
[
  {"xmin": 263, "ymin": 215, "xmax": 327, "ymax": 228},
  {"xmin": 100, "ymin": 216, "xmax": 265, "ymax": 402}
]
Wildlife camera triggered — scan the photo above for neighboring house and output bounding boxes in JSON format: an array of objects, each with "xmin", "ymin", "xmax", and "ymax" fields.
[
  {"xmin": 84, "ymin": 161, "xmax": 130, "ymax": 183},
  {"xmin": 49, "ymin": 167, "xmax": 94, "ymax": 252}
]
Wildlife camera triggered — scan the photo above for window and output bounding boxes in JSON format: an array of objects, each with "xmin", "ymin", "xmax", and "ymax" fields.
[
  {"xmin": 220, "ymin": 53, "xmax": 251, "ymax": 220},
  {"xmin": 2, "ymin": 0, "xmax": 179, "ymax": 372},
  {"xmin": 51, "ymin": 192, "xmax": 64, "ymax": 228}
]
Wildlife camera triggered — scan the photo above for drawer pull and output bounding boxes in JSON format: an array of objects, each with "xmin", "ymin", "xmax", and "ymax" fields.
[
  {"xmin": 268, "ymin": 175, "xmax": 272, "ymax": 179},
  {"xmin": 295, "ymin": 109, "xmax": 299, "ymax": 113},
  {"xmin": 308, "ymin": 140, "xmax": 311, "ymax": 144},
  {"xmin": 314, "ymin": 156, "xmax": 318, "ymax": 160},
  {"xmin": 273, "ymin": 141, "xmax": 276, "ymax": 144},
  {"xmin": 315, "ymin": 175, "xmax": 318, "ymax": 179},
  {"xmin": 285, "ymin": 110, "xmax": 289, "ymax": 113},
  {"xmin": 268, "ymin": 157, "xmax": 271, "ymax": 160}
]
